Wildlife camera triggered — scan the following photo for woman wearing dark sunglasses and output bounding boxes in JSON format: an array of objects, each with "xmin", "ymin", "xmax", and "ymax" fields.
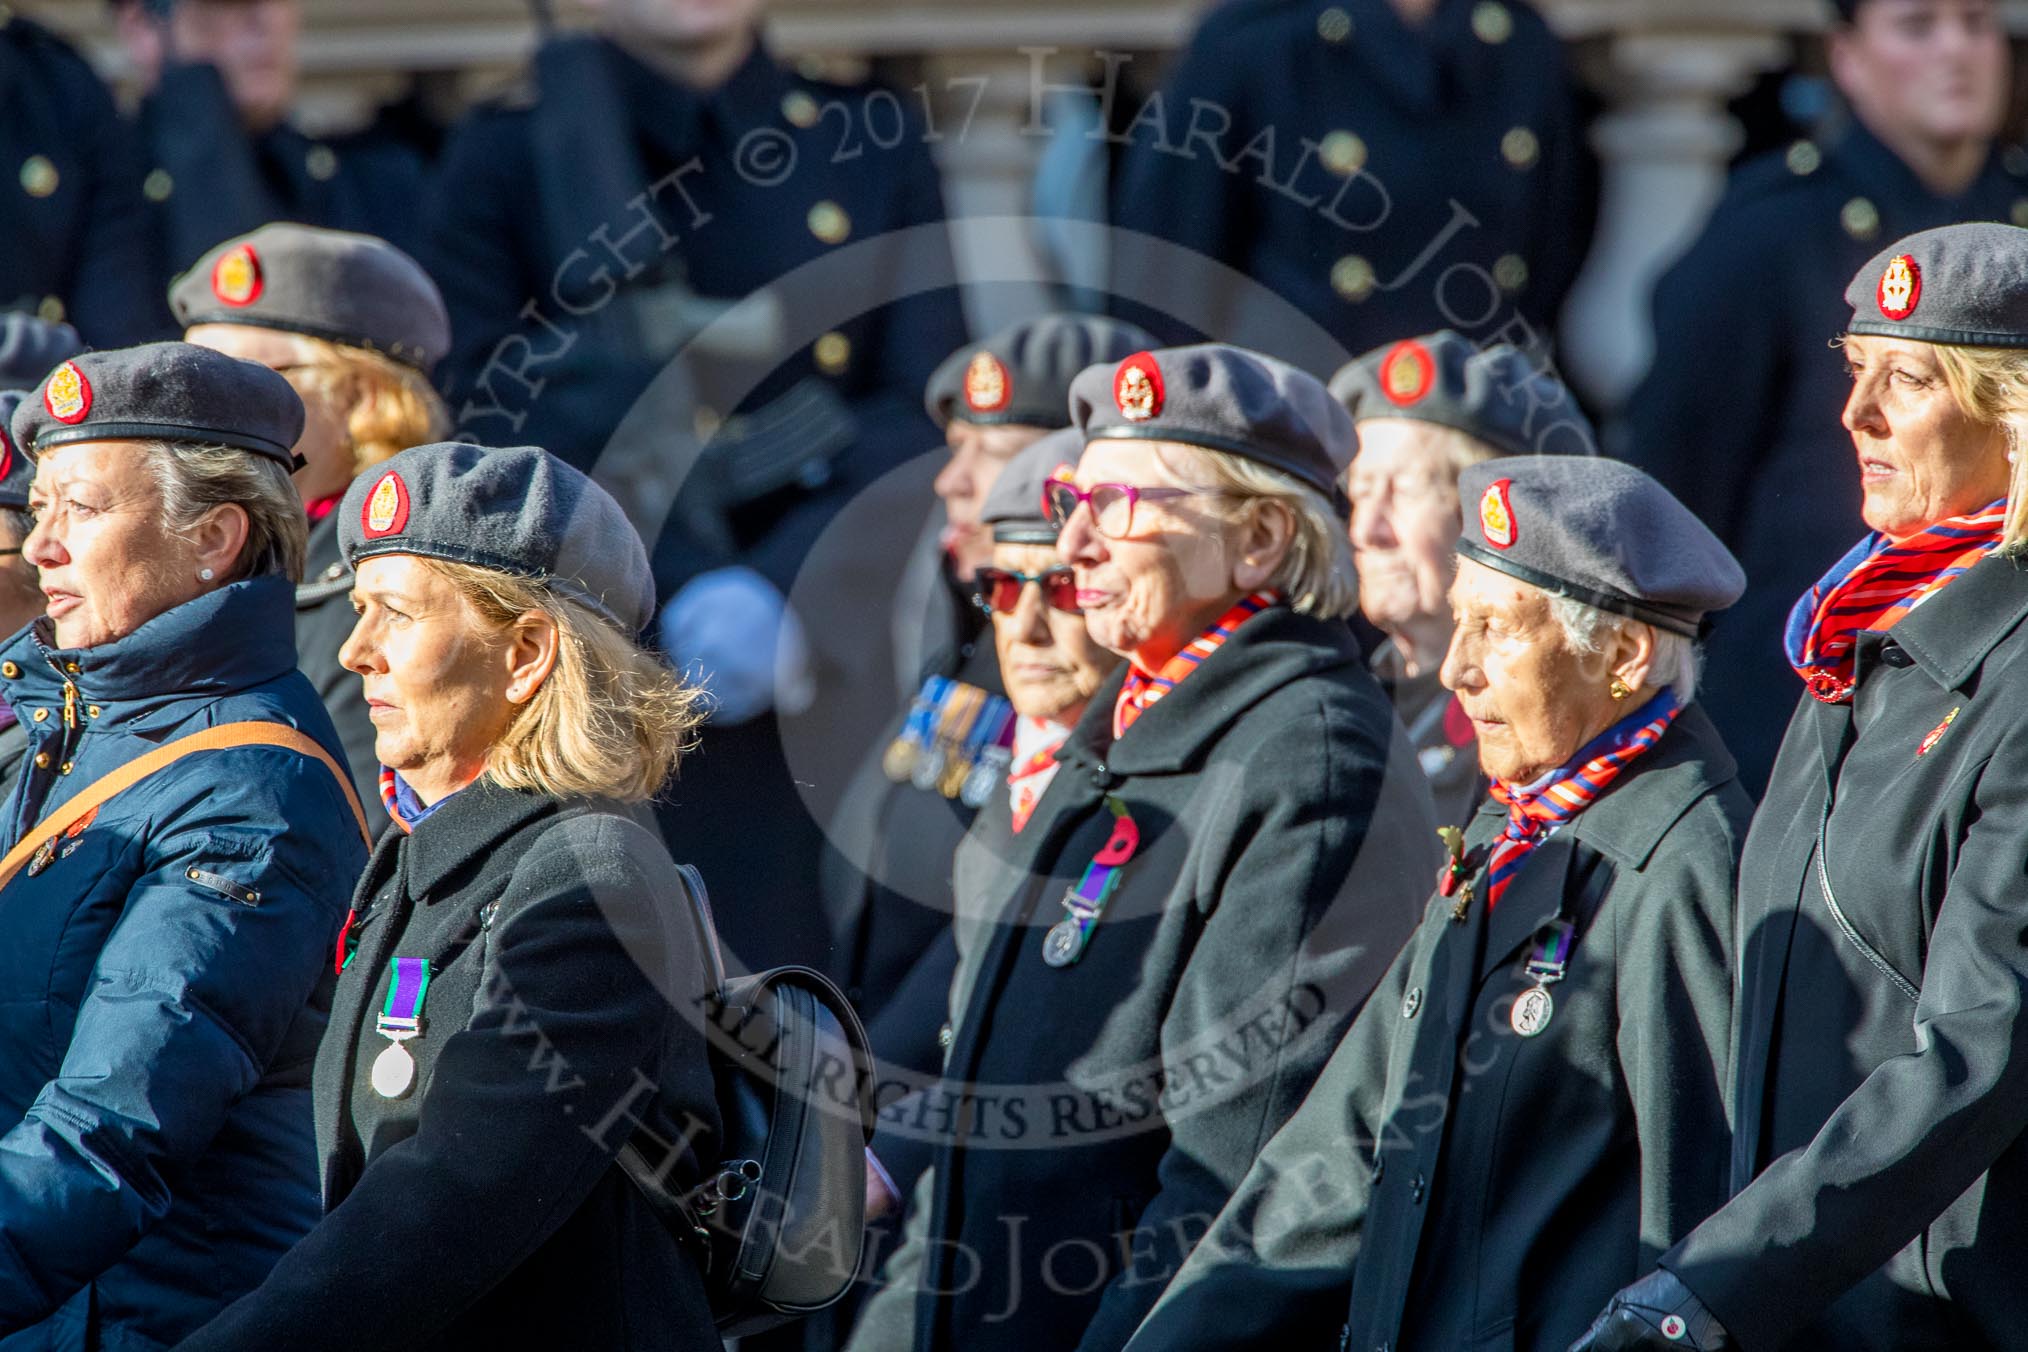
[{"xmin": 851, "ymin": 346, "xmax": 1439, "ymax": 1352}]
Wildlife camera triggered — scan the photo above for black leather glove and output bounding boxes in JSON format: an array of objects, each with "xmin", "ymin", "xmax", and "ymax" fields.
[{"xmin": 1570, "ymin": 1268, "xmax": 1733, "ymax": 1351}]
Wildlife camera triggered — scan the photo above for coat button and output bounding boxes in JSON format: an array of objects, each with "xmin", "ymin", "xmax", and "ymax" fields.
[
  {"xmin": 31, "ymin": 708, "xmax": 46, "ymax": 723},
  {"xmin": 32, "ymin": 752, "xmax": 48, "ymax": 769},
  {"xmin": 1401, "ymin": 986, "xmax": 1422, "ymax": 1018},
  {"xmin": 64, "ymin": 661, "xmax": 79, "ymax": 675},
  {"xmin": 1316, "ymin": 6, "xmax": 1351, "ymax": 42},
  {"xmin": 59, "ymin": 761, "xmax": 72, "ymax": 775},
  {"xmin": 0, "ymin": 661, "xmax": 16, "ymax": 678},
  {"xmin": 937, "ymin": 1021, "xmax": 954, "ymax": 1049},
  {"xmin": 143, "ymin": 168, "xmax": 174, "ymax": 202},
  {"xmin": 1879, "ymin": 644, "xmax": 1914, "ymax": 668}
]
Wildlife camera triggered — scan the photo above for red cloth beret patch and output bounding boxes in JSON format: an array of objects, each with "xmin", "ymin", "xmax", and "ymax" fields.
[
  {"xmin": 1113, "ymin": 352, "xmax": 1164, "ymax": 422},
  {"xmin": 211, "ymin": 244, "xmax": 264, "ymax": 308},
  {"xmin": 1379, "ymin": 340, "xmax": 1436, "ymax": 407},
  {"xmin": 362, "ymin": 470, "xmax": 410, "ymax": 538},
  {"xmin": 1877, "ymin": 254, "xmax": 1921, "ymax": 322},
  {"xmin": 44, "ymin": 362, "xmax": 90, "ymax": 424},
  {"xmin": 963, "ymin": 351, "xmax": 1011, "ymax": 414},
  {"xmin": 1479, "ymin": 477, "xmax": 1517, "ymax": 549},
  {"xmin": 0, "ymin": 427, "xmax": 14, "ymax": 484}
]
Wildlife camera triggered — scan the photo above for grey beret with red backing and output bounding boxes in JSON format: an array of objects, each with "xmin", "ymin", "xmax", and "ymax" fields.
[
  {"xmin": 926, "ymin": 313, "xmax": 1156, "ymax": 429},
  {"xmin": 1845, "ymin": 222, "xmax": 2028, "ymax": 349},
  {"xmin": 10, "ymin": 341, "xmax": 306, "ymax": 469}
]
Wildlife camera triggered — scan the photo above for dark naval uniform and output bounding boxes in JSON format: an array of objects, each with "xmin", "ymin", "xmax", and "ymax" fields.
[
  {"xmin": 1110, "ymin": 0, "xmax": 1593, "ymax": 366},
  {"xmin": 296, "ymin": 511, "xmax": 386, "ymax": 838},
  {"xmin": 0, "ymin": 14, "xmax": 159, "ymax": 345},
  {"xmin": 427, "ymin": 34, "xmax": 966, "ymax": 973},
  {"xmin": 136, "ymin": 62, "xmax": 430, "ymax": 302},
  {"xmin": 1622, "ymin": 119, "xmax": 2028, "ymax": 792}
]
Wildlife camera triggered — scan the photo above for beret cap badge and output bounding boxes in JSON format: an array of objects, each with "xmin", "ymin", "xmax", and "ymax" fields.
[
  {"xmin": 1877, "ymin": 254, "xmax": 1921, "ymax": 322},
  {"xmin": 44, "ymin": 362, "xmax": 90, "ymax": 424},
  {"xmin": 1113, "ymin": 353, "xmax": 1164, "ymax": 422},
  {"xmin": 363, "ymin": 470, "xmax": 410, "ymax": 538},
  {"xmin": 211, "ymin": 244, "xmax": 265, "ymax": 308},
  {"xmin": 1479, "ymin": 477, "xmax": 1517, "ymax": 549},
  {"xmin": 1379, "ymin": 340, "xmax": 1437, "ymax": 407},
  {"xmin": 963, "ymin": 351, "xmax": 1011, "ymax": 415}
]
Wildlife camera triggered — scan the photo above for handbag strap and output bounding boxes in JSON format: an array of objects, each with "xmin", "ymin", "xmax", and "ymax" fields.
[{"xmin": 0, "ymin": 720, "xmax": 372, "ymax": 894}]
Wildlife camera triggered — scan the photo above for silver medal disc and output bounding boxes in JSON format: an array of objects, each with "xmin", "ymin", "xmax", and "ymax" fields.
[
  {"xmin": 1509, "ymin": 985, "xmax": 1554, "ymax": 1038},
  {"xmin": 1042, "ymin": 919, "xmax": 1085, "ymax": 968},
  {"xmin": 371, "ymin": 1040, "xmax": 417, "ymax": 1098}
]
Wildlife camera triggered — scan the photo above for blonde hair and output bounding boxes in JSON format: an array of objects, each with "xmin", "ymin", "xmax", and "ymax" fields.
[
  {"xmin": 290, "ymin": 336, "xmax": 450, "ymax": 475},
  {"xmin": 1174, "ymin": 445, "xmax": 1360, "ymax": 619},
  {"xmin": 144, "ymin": 440, "xmax": 308, "ymax": 582},
  {"xmin": 1930, "ymin": 342, "xmax": 2028, "ymax": 553},
  {"xmin": 422, "ymin": 559, "xmax": 704, "ymax": 803}
]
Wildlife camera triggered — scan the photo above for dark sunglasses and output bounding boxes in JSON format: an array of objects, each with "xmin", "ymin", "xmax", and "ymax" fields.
[{"xmin": 973, "ymin": 565, "xmax": 1081, "ymax": 616}]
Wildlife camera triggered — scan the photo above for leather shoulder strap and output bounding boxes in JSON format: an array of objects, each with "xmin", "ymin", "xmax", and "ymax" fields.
[{"xmin": 0, "ymin": 720, "xmax": 373, "ymax": 895}]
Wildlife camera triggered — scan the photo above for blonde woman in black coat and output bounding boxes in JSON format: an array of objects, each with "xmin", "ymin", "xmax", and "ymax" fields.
[{"xmin": 175, "ymin": 442, "xmax": 721, "ymax": 1352}]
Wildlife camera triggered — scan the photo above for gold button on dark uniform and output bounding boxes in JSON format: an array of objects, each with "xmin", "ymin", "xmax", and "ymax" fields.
[
  {"xmin": 807, "ymin": 201, "xmax": 851, "ymax": 245},
  {"xmin": 143, "ymin": 168, "xmax": 174, "ymax": 202},
  {"xmin": 1316, "ymin": 6, "xmax": 1352, "ymax": 42},
  {"xmin": 1473, "ymin": 1, "xmax": 1514, "ymax": 44},
  {"xmin": 33, "ymin": 752, "xmax": 48, "ymax": 770},
  {"xmin": 87, "ymin": 705, "xmax": 100, "ymax": 719},
  {"xmin": 305, "ymin": 145, "xmax": 339, "ymax": 182},
  {"xmin": 20, "ymin": 155, "xmax": 57, "ymax": 198},
  {"xmin": 36, "ymin": 296, "xmax": 63, "ymax": 324},
  {"xmin": 937, "ymin": 1021, "xmax": 954, "ymax": 1049},
  {"xmin": 1, "ymin": 661, "xmax": 17, "ymax": 678},
  {"xmin": 1842, "ymin": 197, "xmax": 1881, "ymax": 241},
  {"xmin": 782, "ymin": 90, "xmax": 820, "ymax": 128},
  {"xmin": 814, "ymin": 331, "xmax": 852, "ymax": 375},
  {"xmin": 64, "ymin": 661, "xmax": 80, "ymax": 675},
  {"xmin": 31, "ymin": 708, "xmax": 46, "ymax": 723},
  {"xmin": 1501, "ymin": 127, "xmax": 1540, "ymax": 170},
  {"xmin": 1494, "ymin": 254, "xmax": 1529, "ymax": 294},
  {"xmin": 1331, "ymin": 255, "xmax": 1377, "ymax": 302},
  {"xmin": 1319, "ymin": 131, "xmax": 1367, "ymax": 178},
  {"xmin": 1785, "ymin": 141, "xmax": 1822, "ymax": 177}
]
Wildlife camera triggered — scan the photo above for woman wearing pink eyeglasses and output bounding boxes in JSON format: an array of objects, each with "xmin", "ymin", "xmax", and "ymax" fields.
[{"xmin": 849, "ymin": 345, "xmax": 1438, "ymax": 1352}]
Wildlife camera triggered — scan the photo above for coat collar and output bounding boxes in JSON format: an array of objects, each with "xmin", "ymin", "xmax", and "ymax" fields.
[
  {"xmin": 1466, "ymin": 702, "xmax": 1737, "ymax": 973},
  {"xmin": 597, "ymin": 31, "xmax": 784, "ymax": 153},
  {"xmin": 1830, "ymin": 115, "xmax": 2018, "ymax": 219},
  {"xmin": 1055, "ymin": 607, "xmax": 1365, "ymax": 778},
  {"xmin": 1879, "ymin": 552, "xmax": 2028, "ymax": 693},
  {"xmin": 0, "ymin": 575, "xmax": 299, "ymax": 711},
  {"xmin": 296, "ymin": 510, "xmax": 351, "ymax": 608},
  {"xmin": 398, "ymin": 778, "xmax": 566, "ymax": 900}
]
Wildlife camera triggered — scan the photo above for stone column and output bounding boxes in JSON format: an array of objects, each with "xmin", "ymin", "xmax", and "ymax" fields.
[{"xmin": 1557, "ymin": 29, "xmax": 1790, "ymax": 412}]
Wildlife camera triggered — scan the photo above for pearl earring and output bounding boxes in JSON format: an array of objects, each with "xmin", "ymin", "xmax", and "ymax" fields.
[{"xmin": 199, "ymin": 567, "xmax": 215, "ymax": 582}]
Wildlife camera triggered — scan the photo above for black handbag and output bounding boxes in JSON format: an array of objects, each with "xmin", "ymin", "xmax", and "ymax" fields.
[{"xmin": 619, "ymin": 864, "xmax": 876, "ymax": 1335}]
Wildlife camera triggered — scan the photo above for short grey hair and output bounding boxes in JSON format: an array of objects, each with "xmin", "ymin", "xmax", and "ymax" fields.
[
  {"xmin": 143, "ymin": 440, "xmax": 306, "ymax": 583},
  {"xmin": 1548, "ymin": 595, "xmax": 1701, "ymax": 701}
]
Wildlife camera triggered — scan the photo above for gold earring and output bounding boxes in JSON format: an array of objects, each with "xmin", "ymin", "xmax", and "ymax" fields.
[{"xmin": 1608, "ymin": 676, "xmax": 1632, "ymax": 701}]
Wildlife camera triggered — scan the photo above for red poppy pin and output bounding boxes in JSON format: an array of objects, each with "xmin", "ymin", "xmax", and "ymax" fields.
[
  {"xmin": 362, "ymin": 470, "xmax": 410, "ymax": 538},
  {"xmin": 211, "ymin": 244, "xmax": 265, "ymax": 308},
  {"xmin": 1479, "ymin": 478, "xmax": 1517, "ymax": 549},
  {"xmin": 1379, "ymin": 340, "xmax": 1436, "ymax": 407},
  {"xmin": 963, "ymin": 351, "xmax": 1011, "ymax": 414},
  {"xmin": 1114, "ymin": 352, "xmax": 1164, "ymax": 422},
  {"xmin": 1877, "ymin": 254, "xmax": 1921, "ymax": 322},
  {"xmin": 1918, "ymin": 706, "xmax": 1959, "ymax": 757},
  {"xmin": 44, "ymin": 361, "xmax": 90, "ymax": 424}
]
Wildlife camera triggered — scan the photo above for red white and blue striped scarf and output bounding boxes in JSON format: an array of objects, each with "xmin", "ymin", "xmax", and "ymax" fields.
[
  {"xmin": 1784, "ymin": 500, "xmax": 2005, "ymax": 704},
  {"xmin": 1484, "ymin": 690, "xmax": 1681, "ymax": 910},
  {"xmin": 1113, "ymin": 591, "xmax": 1278, "ymax": 740}
]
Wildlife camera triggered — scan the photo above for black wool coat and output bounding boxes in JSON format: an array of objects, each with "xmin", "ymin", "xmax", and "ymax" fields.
[
  {"xmin": 294, "ymin": 510, "xmax": 387, "ymax": 838},
  {"xmin": 1126, "ymin": 704, "xmax": 1749, "ymax": 1352},
  {"xmin": 173, "ymin": 782, "xmax": 722, "ymax": 1352},
  {"xmin": 849, "ymin": 605, "xmax": 1439, "ymax": 1352},
  {"xmin": 1664, "ymin": 555, "xmax": 2028, "ymax": 1351}
]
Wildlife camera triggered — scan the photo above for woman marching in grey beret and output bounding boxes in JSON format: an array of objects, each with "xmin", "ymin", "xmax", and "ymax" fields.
[
  {"xmin": 1578, "ymin": 222, "xmax": 2028, "ymax": 1351},
  {"xmin": 1125, "ymin": 455, "xmax": 1752, "ymax": 1352},
  {"xmin": 172, "ymin": 442, "xmax": 723, "ymax": 1352},
  {"xmin": 0, "ymin": 343, "xmax": 371, "ymax": 1348}
]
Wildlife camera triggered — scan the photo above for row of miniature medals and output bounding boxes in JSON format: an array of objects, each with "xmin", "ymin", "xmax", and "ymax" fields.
[
  {"xmin": 1438, "ymin": 826, "xmax": 1571, "ymax": 1039},
  {"xmin": 883, "ymin": 675, "xmax": 1017, "ymax": 808}
]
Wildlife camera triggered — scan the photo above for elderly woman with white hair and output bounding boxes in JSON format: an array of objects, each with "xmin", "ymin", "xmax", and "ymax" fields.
[
  {"xmin": 848, "ymin": 344, "xmax": 1437, "ymax": 1352},
  {"xmin": 1125, "ymin": 456, "xmax": 1753, "ymax": 1352}
]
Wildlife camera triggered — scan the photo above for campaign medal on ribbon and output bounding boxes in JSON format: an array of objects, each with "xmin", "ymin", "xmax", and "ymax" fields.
[
  {"xmin": 1510, "ymin": 920, "xmax": 1573, "ymax": 1038},
  {"xmin": 371, "ymin": 956, "xmax": 432, "ymax": 1099},
  {"xmin": 1044, "ymin": 797, "xmax": 1140, "ymax": 967}
]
